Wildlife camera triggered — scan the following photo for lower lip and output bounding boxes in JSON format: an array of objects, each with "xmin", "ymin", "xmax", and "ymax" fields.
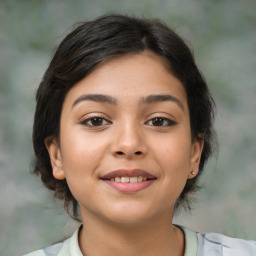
[{"xmin": 103, "ymin": 180, "xmax": 155, "ymax": 193}]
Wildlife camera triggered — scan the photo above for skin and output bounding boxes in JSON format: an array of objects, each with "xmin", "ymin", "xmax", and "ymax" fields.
[{"xmin": 46, "ymin": 51, "xmax": 203, "ymax": 256}]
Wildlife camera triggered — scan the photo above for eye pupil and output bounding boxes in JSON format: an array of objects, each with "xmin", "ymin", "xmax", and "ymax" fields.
[
  {"xmin": 91, "ymin": 117, "xmax": 103, "ymax": 126},
  {"xmin": 152, "ymin": 118, "xmax": 164, "ymax": 126}
]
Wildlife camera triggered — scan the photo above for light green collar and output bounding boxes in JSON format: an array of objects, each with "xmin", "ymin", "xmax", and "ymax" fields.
[
  {"xmin": 180, "ymin": 226, "xmax": 198, "ymax": 256},
  {"xmin": 69, "ymin": 225, "xmax": 198, "ymax": 256}
]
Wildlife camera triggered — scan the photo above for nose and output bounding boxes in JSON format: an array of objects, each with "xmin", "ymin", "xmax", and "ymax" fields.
[{"xmin": 111, "ymin": 122, "xmax": 147, "ymax": 159}]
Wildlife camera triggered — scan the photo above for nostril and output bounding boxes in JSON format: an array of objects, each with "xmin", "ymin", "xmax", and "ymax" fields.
[{"xmin": 116, "ymin": 151, "xmax": 142, "ymax": 156}]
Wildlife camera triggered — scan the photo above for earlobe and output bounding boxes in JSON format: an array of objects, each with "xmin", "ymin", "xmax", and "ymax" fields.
[
  {"xmin": 188, "ymin": 137, "xmax": 204, "ymax": 179},
  {"xmin": 44, "ymin": 137, "xmax": 66, "ymax": 180}
]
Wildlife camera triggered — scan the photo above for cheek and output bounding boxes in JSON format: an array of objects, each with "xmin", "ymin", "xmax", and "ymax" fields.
[
  {"xmin": 60, "ymin": 129, "xmax": 108, "ymax": 180},
  {"xmin": 59, "ymin": 133, "xmax": 108, "ymax": 204},
  {"xmin": 156, "ymin": 132, "xmax": 192, "ymax": 168},
  {"xmin": 152, "ymin": 131, "xmax": 192, "ymax": 192}
]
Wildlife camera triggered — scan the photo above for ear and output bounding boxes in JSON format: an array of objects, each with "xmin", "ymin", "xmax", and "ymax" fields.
[
  {"xmin": 44, "ymin": 137, "xmax": 66, "ymax": 180},
  {"xmin": 188, "ymin": 136, "xmax": 204, "ymax": 179}
]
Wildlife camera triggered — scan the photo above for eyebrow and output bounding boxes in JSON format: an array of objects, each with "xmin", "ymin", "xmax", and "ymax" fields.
[
  {"xmin": 72, "ymin": 93, "xmax": 184, "ymax": 112},
  {"xmin": 140, "ymin": 94, "xmax": 184, "ymax": 112},
  {"xmin": 72, "ymin": 94, "xmax": 117, "ymax": 108}
]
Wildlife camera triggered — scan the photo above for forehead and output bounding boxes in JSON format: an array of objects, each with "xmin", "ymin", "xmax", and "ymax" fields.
[{"xmin": 63, "ymin": 51, "xmax": 188, "ymax": 110}]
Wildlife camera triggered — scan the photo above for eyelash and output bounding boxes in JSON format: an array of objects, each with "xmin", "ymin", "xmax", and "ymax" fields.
[
  {"xmin": 145, "ymin": 117, "xmax": 176, "ymax": 127},
  {"xmin": 81, "ymin": 116, "xmax": 112, "ymax": 127},
  {"xmin": 81, "ymin": 116, "xmax": 176, "ymax": 127}
]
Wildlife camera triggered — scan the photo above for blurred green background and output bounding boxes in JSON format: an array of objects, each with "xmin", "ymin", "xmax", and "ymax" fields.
[{"xmin": 0, "ymin": 0, "xmax": 255, "ymax": 255}]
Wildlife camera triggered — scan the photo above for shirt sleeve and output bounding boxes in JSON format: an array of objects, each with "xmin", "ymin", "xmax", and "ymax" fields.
[{"xmin": 197, "ymin": 232, "xmax": 256, "ymax": 256}]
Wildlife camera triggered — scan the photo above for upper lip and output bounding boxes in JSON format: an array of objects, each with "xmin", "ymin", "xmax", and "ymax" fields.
[{"xmin": 100, "ymin": 169, "xmax": 156, "ymax": 180}]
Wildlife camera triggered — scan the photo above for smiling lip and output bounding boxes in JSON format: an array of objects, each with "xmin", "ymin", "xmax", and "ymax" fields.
[{"xmin": 100, "ymin": 169, "xmax": 156, "ymax": 193}]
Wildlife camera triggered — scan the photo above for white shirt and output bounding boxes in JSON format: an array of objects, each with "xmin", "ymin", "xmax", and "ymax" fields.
[{"xmin": 24, "ymin": 226, "xmax": 256, "ymax": 256}]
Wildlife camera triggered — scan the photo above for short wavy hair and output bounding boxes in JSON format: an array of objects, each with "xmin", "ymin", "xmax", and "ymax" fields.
[{"xmin": 33, "ymin": 14, "xmax": 216, "ymax": 219}]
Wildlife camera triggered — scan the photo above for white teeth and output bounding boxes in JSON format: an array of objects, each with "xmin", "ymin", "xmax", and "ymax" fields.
[
  {"xmin": 121, "ymin": 177, "xmax": 129, "ymax": 183},
  {"xmin": 138, "ymin": 176, "xmax": 143, "ymax": 182},
  {"xmin": 115, "ymin": 177, "xmax": 121, "ymax": 182},
  {"xmin": 111, "ymin": 176, "xmax": 148, "ymax": 183},
  {"xmin": 129, "ymin": 177, "xmax": 138, "ymax": 183}
]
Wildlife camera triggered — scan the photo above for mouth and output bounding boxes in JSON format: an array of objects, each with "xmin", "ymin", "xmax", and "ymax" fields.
[
  {"xmin": 100, "ymin": 169, "xmax": 156, "ymax": 182},
  {"xmin": 102, "ymin": 176, "xmax": 152, "ymax": 183},
  {"xmin": 100, "ymin": 169, "xmax": 157, "ymax": 193}
]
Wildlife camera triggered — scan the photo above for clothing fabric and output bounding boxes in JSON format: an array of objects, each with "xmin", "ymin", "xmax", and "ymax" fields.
[{"xmin": 24, "ymin": 226, "xmax": 256, "ymax": 256}]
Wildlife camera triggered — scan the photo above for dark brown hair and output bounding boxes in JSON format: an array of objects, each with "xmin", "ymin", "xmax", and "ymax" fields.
[{"xmin": 33, "ymin": 14, "xmax": 216, "ymax": 219}]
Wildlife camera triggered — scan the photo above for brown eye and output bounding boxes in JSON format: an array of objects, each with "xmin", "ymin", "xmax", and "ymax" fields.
[
  {"xmin": 152, "ymin": 118, "xmax": 164, "ymax": 126},
  {"xmin": 90, "ymin": 117, "xmax": 104, "ymax": 126},
  {"xmin": 82, "ymin": 117, "xmax": 111, "ymax": 127},
  {"xmin": 146, "ymin": 117, "xmax": 176, "ymax": 127}
]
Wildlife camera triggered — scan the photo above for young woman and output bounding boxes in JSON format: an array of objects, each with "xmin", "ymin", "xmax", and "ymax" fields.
[{"xmin": 25, "ymin": 14, "xmax": 256, "ymax": 256}]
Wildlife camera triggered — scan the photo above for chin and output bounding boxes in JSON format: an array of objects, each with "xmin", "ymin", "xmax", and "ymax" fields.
[
  {"xmin": 107, "ymin": 214, "xmax": 153, "ymax": 227},
  {"xmin": 100, "ymin": 204, "xmax": 159, "ymax": 227}
]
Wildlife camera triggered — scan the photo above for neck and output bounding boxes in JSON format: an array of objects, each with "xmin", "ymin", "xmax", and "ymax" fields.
[{"xmin": 79, "ymin": 211, "xmax": 184, "ymax": 256}]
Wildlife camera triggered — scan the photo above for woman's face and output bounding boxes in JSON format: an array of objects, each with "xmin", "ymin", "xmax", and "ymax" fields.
[{"xmin": 46, "ymin": 51, "xmax": 203, "ymax": 226}]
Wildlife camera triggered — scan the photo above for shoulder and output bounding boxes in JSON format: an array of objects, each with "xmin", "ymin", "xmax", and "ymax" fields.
[
  {"xmin": 23, "ymin": 242, "xmax": 64, "ymax": 256},
  {"xmin": 23, "ymin": 228, "xmax": 82, "ymax": 256},
  {"xmin": 197, "ymin": 231, "xmax": 256, "ymax": 256}
]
